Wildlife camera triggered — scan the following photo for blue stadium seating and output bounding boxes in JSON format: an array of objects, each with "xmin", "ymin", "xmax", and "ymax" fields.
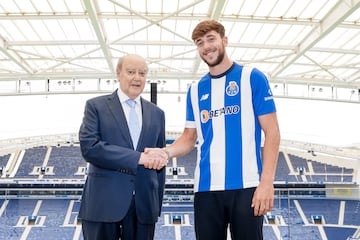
[
  {"xmin": 1, "ymin": 198, "xmax": 359, "ymax": 239},
  {"xmin": 0, "ymin": 145, "xmax": 359, "ymax": 240},
  {"xmin": 45, "ymin": 145, "xmax": 86, "ymax": 179},
  {"xmin": 15, "ymin": 147, "xmax": 47, "ymax": 178}
]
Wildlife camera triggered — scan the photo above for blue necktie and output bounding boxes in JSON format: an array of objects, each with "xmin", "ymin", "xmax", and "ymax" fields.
[{"xmin": 126, "ymin": 99, "xmax": 140, "ymax": 149}]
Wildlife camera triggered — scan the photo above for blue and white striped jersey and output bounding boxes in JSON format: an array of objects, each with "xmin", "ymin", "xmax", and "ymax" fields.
[{"xmin": 185, "ymin": 63, "xmax": 276, "ymax": 192}]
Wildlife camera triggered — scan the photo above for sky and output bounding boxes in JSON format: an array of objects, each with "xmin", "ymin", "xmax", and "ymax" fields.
[{"xmin": 0, "ymin": 92, "xmax": 359, "ymax": 147}]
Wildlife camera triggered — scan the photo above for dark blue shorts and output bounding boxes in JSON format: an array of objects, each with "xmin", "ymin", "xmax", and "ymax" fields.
[{"xmin": 194, "ymin": 187, "xmax": 263, "ymax": 240}]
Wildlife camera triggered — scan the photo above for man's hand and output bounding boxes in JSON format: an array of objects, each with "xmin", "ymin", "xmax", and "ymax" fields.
[
  {"xmin": 139, "ymin": 148, "xmax": 168, "ymax": 170},
  {"xmin": 251, "ymin": 180, "xmax": 274, "ymax": 216}
]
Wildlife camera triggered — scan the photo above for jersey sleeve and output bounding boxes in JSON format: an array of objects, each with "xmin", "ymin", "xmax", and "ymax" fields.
[
  {"xmin": 250, "ymin": 68, "xmax": 277, "ymax": 116},
  {"xmin": 185, "ymin": 85, "xmax": 197, "ymax": 128}
]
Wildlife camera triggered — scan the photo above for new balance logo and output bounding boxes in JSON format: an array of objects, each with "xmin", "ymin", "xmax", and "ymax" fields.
[{"xmin": 200, "ymin": 94, "xmax": 209, "ymax": 101}]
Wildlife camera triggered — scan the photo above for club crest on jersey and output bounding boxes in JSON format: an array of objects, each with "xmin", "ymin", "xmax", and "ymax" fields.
[{"xmin": 226, "ymin": 81, "xmax": 239, "ymax": 96}]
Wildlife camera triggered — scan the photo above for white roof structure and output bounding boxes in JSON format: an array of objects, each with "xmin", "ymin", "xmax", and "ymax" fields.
[
  {"xmin": 0, "ymin": 0, "xmax": 359, "ymax": 155},
  {"xmin": 0, "ymin": 0, "xmax": 360, "ymax": 97}
]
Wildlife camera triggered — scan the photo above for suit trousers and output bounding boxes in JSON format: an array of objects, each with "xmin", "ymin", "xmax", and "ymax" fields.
[{"xmin": 82, "ymin": 197, "xmax": 156, "ymax": 240}]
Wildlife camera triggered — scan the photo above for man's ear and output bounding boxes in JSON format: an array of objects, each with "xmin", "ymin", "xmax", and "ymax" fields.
[{"xmin": 223, "ymin": 36, "xmax": 228, "ymax": 46}]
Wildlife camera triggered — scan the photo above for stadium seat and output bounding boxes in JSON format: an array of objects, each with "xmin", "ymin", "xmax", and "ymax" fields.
[
  {"xmin": 40, "ymin": 166, "xmax": 47, "ymax": 174},
  {"xmin": 297, "ymin": 166, "xmax": 305, "ymax": 175},
  {"xmin": 172, "ymin": 214, "xmax": 182, "ymax": 224},
  {"xmin": 172, "ymin": 167, "xmax": 179, "ymax": 175},
  {"xmin": 266, "ymin": 214, "xmax": 276, "ymax": 224},
  {"xmin": 28, "ymin": 215, "xmax": 37, "ymax": 225},
  {"xmin": 311, "ymin": 215, "xmax": 323, "ymax": 224},
  {"xmin": 76, "ymin": 216, "xmax": 82, "ymax": 225}
]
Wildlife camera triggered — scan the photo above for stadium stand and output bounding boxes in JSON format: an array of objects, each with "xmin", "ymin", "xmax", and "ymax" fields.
[
  {"xmin": 44, "ymin": 145, "xmax": 86, "ymax": 179},
  {"xmin": 0, "ymin": 141, "xmax": 359, "ymax": 240},
  {"xmin": 14, "ymin": 147, "xmax": 47, "ymax": 179}
]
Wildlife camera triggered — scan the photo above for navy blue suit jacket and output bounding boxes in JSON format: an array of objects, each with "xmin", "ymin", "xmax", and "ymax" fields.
[{"xmin": 78, "ymin": 90, "xmax": 166, "ymax": 224}]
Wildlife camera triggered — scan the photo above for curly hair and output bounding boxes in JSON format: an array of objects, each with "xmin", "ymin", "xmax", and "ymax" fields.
[{"xmin": 191, "ymin": 20, "xmax": 225, "ymax": 41}]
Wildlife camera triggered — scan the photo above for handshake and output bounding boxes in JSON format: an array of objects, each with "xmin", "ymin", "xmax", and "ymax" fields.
[{"xmin": 139, "ymin": 148, "xmax": 170, "ymax": 170}]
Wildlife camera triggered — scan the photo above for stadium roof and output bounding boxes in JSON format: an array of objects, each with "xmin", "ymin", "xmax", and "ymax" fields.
[{"xmin": 0, "ymin": 0, "xmax": 360, "ymax": 91}]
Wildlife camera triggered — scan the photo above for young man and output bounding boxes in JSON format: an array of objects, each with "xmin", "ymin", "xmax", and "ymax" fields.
[{"xmin": 164, "ymin": 20, "xmax": 281, "ymax": 240}]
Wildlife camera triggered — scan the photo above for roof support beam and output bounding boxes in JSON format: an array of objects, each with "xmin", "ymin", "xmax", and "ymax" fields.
[
  {"xmin": 271, "ymin": 0, "xmax": 360, "ymax": 79},
  {"xmin": 83, "ymin": 0, "xmax": 115, "ymax": 74},
  {"xmin": 108, "ymin": 0, "xmax": 203, "ymax": 43},
  {"xmin": 346, "ymin": 70, "xmax": 360, "ymax": 83},
  {"xmin": 108, "ymin": 0, "xmax": 204, "ymax": 73},
  {"xmin": 0, "ymin": 35, "xmax": 33, "ymax": 74},
  {"xmin": 303, "ymin": 54, "xmax": 342, "ymax": 82},
  {"xmin": 209, "ymin": 0, "xmax": 226, "ymax": 19},
  {"xmin": 192, "ymin": 0, "xmax": 226, "ymax": 73}
]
